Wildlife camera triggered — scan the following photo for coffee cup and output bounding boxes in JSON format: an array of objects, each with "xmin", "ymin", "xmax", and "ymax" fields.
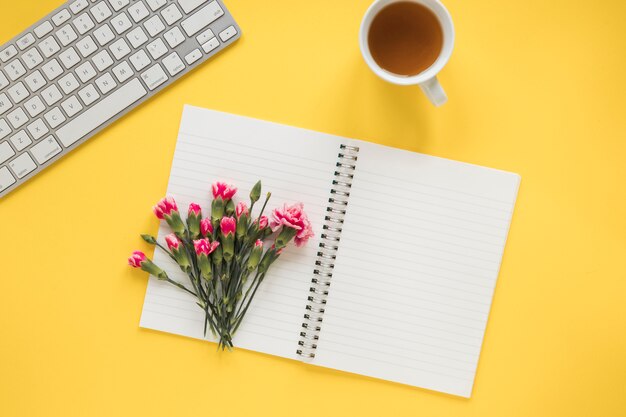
[{"xmin": 359, "ymin": 0, "xmax": 455, "ymax": 106}]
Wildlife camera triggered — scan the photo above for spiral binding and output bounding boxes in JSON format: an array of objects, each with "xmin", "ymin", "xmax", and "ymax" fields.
[{"xmin": 296, "ymin": 144, "xmax": 360, "ymax": 360}]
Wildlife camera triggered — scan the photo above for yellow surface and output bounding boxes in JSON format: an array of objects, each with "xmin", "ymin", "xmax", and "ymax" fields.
[{"xmin": 1, "ymin": 0, "xmax": 625, "ymax": 415}]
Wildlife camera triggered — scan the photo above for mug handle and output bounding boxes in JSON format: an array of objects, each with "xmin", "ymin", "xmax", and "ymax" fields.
[{"xmin": 419, "ymin": 76, "xmax": 448, "ymax": 107}]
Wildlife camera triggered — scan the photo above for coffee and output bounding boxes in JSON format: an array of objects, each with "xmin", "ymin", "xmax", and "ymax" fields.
[{"xmin": 368, "ymin": 1, "xmax": 443, "ymax": 76}]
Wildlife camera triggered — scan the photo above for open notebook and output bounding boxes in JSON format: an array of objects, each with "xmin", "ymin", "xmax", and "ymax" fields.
[{"xmin": 140, "ymin": 105, "xmax": 521, "ymax": 398}]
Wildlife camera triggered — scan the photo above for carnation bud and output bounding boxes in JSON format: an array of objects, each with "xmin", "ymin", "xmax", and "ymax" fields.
[
  {"xmin": 250, "ymin": 181, "xmax": 262, "ymax": 203},
  {"xmin": 200, "ymin": 217, "xmax": 214, "ymax": 237},
  {"xmin": 153, "ymin": 197, "xmax": 186, "ymax": 236},
  {"xmin": 220, "ymin": 217, "xmax": 236, "ymax": 262},
  {"xmin": 187, "ymin": 203, "xmax": 202, "ymax": 238},
  {"xmin": 166, "ymin": 233, "xmax": 190, "ymax": 271},
  {"xmin": 141, "ymin": 234, "xmax": 157, "ymax": 244},
  {"xmin": 247, "ymin": 240, "xmax": 263, "ymax": 271},
  {"xmin": 128, "ymin": 251, "xmax": 167, "ymax": 280}
]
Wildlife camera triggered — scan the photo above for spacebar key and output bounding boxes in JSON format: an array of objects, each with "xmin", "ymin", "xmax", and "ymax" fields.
[{"xmin": 57, "ymin": 78, "xmax": 147, "ymax": 147}]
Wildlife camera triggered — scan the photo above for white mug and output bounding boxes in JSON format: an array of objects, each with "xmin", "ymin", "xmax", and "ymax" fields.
[{"xmin": 359, "ymin": 0, "xmax": 455, "ymax": 106}]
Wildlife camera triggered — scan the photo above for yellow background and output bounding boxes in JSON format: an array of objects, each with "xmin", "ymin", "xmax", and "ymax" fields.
[{"xmin": 1, "ymin": 0, "xmax": 625, "ymax": 415}]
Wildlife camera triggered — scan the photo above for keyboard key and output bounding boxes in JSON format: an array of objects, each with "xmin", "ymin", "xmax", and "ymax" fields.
[
  {"xmin": 6, "ymin": 60, "xmax": 27, "ymax": 81},
  {"xmin": 42, "ymin": 59, "xmax": 64, "ymax": 81},
  {"xmin": 9, "ymin": 153, "xmax": 37, "ymax": 178},
  {"xmin": 17, "ymin": 33, "xmax": 36, "ymax": 50},
  {"xmin": 219, "ymin": 25, "xmax": 237, "ymax": 42},
  {"xmin": 0, "ymin": 178, "xmax": 21, "ymax": 196},
  {"xmin": 91, "ymin": 2, "xmax": 112, "ymax": 23},
  {"xmin": 141, "ymin": 64, "xmax": 168, "ymax": 91},
  {"xmin": 127, "ymin": 27, "xmax": 149, "ymax": 48},
  {"xmin": 0, "ymin": 141, "xmax": 16, "ymax": 164},
  {"xmin": 144, "ymin": 15, "xmax": 166, "ymax": 37},
  {"xmin": 25, "ymin": 71, "xmax": 47, "ymax": 92},
  {"xmin": 8, "ymin": 82, "xmax": 30, "ymax": 104},
  {"xmin": 112, "ymin": 61, "xmax": 134, "ymax": 83},
  {"xmin": 179, "ymin": 0, "xmax": 209, "ymax": 14},
  {"xmin": 70, "ymin": 0, "xmax": 90, "ymax": 14},
  {"xmin": 185, "ymin": 49, "xmax": 202, "ymax": 65},
  {"xmin": 181, "ymin": 2, "xmax": 224, "ymax": 37},
  {"xmin": 24, "ymin": 96, "xmax": 46, "ymax": 117},
  {"xmin": 27, "ymin": 119, "xmax": 49, "ymax": 141},
  {"xmin": 1, "ymin": 45, "xmax": 18, "ymax": 63},
  {"xmin": 0, "ymin": 119, "xmax": 11, "ymax": 139},
  {"xmin": 201, "ymin": 36, "xmax": 219, "ymax": 53},
  {"xmin": 73, "ymin": 13, "xmax": 95, "ymax": 35},
  {"xmin": 196, "ymin": 28, "xmax": 214, "ymax": 45},
  {"xmin": 146, "ymin": 0, "xmax": 167, "ymax": 12},
  {"xmin": 34, "ymin": 21, "xmax": 54, "ymax": 39},
  {"xmin": 129, "ymin": 1, "xmax": 150, "ymax": 23},
  {"xmin": 52, "ymin": 9, "xmax": 72, "ymax": 27},
  {"xmin": 93, "ymin": 50, "xmax": 114, "ymax": 71},
  {"xmin": 58, "ymin": 78, "xmax": 147, "ymax": 147},
  {"xmin": 78, "ymin": 84, "xmax": 100, "ymax": 106},
  {"xmin": 55, "ymin": 24, "xmax": 78, "ymax": 47},
  {"xmin": 7, "ymin": 108, "xmax": 28, "ymax": 128},
  {"xmin": 95, "ymin": 73, "xmax": 117, "ymax": 95},
  {"xmin": 44, "ymin": 107, "xmax": 66, "ymax": 128},
  {"xmin": 23, "ymin": 48, "xmax": 44, "ymax": 69},
  {"xmin": 76, "ymin": 62, "xmax": 97, "ymax": 82},
  {"xmin": 76, "ymin": 36, "xmax": 98, "ymax": 58},
  {"xmin": 31, "ymin": 136, "xmax": 62, "ymax": 164},
  {"xmin": 10, "ymin": 130, "xmax": 31, "ymax": 151},
  {"xmin": 147, "ymin": 38, "xmax": 168, "ymax": 60},
  {"xmin": 39, "ymin": 36, "xmax": 61, "ymax": 58},
  {"xmin": 111, "ymin": 12, "xmax": 133, "ymax": 35},
  {"xmin": 59, "ymin": 47, "xmax": 81, "ymax": 69},
  {"xmin": 93, "ymin": 24, "xmax": 115, "ymax": 46},
  {"xmin": 0, "ymin": 94, "xmax": 13, "ymax": 115},
  {"xmin": 161, "ymin": 4, "xmax": 183, "ymax": 25},
  {"xmin": 0, "ymin": 166, "xmax": 17, "ymax": 192},
  {"xmin": 109, "ymin": 38, "xmax": 131, "ymax": 60},
  {"xmin": 42, "ymin": 85, "xmax": 63, "ymax": 106},
  {"xmin": 59, "ymin": 73, "xmax": 80, "ymax": 94},
  {"xmin": 61, "ymin": 95, "xmax": 83, "ymax": 117},
  {"xmin": 108, "ymin": 0, "xmax": 130, "ymax": 12},
  {"xmin": 129, "ymin": 50, "xmax": 151, "ymax": 71},
  {"xmin": 162, "ymin": 52, "xmax": 185, "ymax": 76},
  {"xmin": 0, "ymin": 72, "xmax": 8, "ymax": 90},
  {"xmin": 164, "ymin": 27, "xmax": 185, "ymax": 48}
]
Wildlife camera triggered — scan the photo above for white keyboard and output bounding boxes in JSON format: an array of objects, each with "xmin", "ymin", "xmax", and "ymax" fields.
[{"xmin": 0, "ymin": 0, "xmax": 240, "ymax": 198}]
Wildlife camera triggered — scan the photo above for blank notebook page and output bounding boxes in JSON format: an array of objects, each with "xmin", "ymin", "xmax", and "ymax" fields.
[
  {"xmin": 313, "ymin": 140, "xmax": 520, "ymax": 398},
  {"xmin": 140, "ymin": 106, "xmax": 343, "ymax": 359}
]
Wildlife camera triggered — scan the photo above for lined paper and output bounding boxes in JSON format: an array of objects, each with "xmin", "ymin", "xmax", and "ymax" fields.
[
  {"xmin": 313, "ymin": 140, "xmax": 520, "ymax": 397},
  {"xmin": 140, "ymin": 107, "xmax": 520, "ymax": 398},
  {"xmin": 140, "ymin": 105, "xmax": 343, "ymax": 359}
]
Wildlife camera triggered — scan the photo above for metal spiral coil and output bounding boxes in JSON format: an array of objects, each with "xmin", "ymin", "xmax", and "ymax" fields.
[{"xmin": 296, "ymin": 144, "xmax": 359, "ymax": 360}]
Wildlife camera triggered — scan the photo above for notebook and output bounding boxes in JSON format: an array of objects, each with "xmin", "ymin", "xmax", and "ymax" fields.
[{"xmin": 140, "ymin": 105, "xmax": 521, "ymax": 398}]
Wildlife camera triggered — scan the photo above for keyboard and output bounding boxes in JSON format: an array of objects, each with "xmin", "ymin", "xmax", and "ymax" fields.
[{"xmin": 0, "ymin": 0, "xmax": 240, "ymax": 198}]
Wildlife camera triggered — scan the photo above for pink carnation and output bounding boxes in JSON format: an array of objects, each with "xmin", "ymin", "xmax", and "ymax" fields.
[
  {"xmin": 271, "ymin": 203, "xmax": 314, "ymax": 247},
  {"xmin": 220, "ymin": 216, "xmax": 236, "ymax": 236},
  {"xmin": 258, "ymin": 215, "xmax": 268, "ymax": 230},
  {"xmin": 200, "ymin": 218, "xmax": 213, "ymax": 237},
  {"xmin": 165, "ymin": 233, "xmax": 181, "ymax": 251},
  {"xmin": 153, "ymin": 197, "xmax": 178, "ymax": 220},
  {"xmin": 193, "ymin": 238, "xmax": 220, "ymax": 256},
  {"xmin": 254, "ymin": 239, "xmax": 263, "ymax": 248},
  {"xmin": 236, "ymin": 202, "xmax": 249, "ymax": 218},
  {"xmin": 128, "ymin": 251, "xmax": 146, "ymax": 268},
  {"xmin": 188, "ymin": 202, "xmax": 201, "ymax": 216},
  {"xmin": 212, "ymin": 181, "xmax": 237, "ymax": 200}
]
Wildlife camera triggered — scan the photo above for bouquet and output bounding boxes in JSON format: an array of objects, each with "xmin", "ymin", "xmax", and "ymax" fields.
[{"xmin": 128, "ymin": 181, "xmax": 313, "ymax": 349}]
